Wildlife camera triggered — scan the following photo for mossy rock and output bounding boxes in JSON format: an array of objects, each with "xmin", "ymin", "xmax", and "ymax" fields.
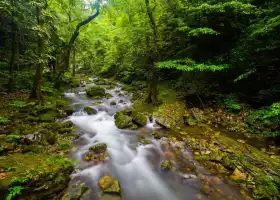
[
  {"xmin": 39, "ymin": 111, "xmax": 58, "ymax": 122},
  {"xmin": 160, "ymin": 160, "xmax": 172, "ymax": 171},
  {"xmin": 105, "ymin": 93, "xmax": 113, "ymax": 98},
  {"xmin": 89, "ymin": 143, "xmax": 107, "ymax": 153},
  {"xmin": 45, "ymin": 132, "xmax": 57, "ymax": 145},
  {"xmin": 114, "ymin": 110, "xmax": 138, "ymax": 130},
  {"xmin": 0, "ymin": 154, "xmax": 73, "ymax": 200},
  {"xmin": 62, "ymin": 181, "xmax": 90, "ymax": 200},
  {"xmin": 131, "ymin": 110, "xmax": 147, "ymax": 126},
  {"xmin": 153, "ymin": 102, "xmax": 186, "ymax": 128},
  {"xmin": 184, "ymin": 108, "xmax": 208, "ymax": 126},
  {"xmin": 98, "ymin": 176, "xmax": 121, "ymax": 195},
  {"xmin": 84, "ymin": 106, "xmax": 97, "ymax": 115},
  {"xmin": 22, "ymin": 144, "xmax": 44, "ymax": 153},
  {"xmin": 152, "ymin": 132, "xmax": 162, "ymax": 139},
  {"xmin": 140, "ymin": 137, "xmax": 150, "ymax": 145},
  {"xmin": 64, "ymin": 108, "xmax": 75, "ymax": 116},
  {"xmin": 83, "ymin": 152, "xmax": 94, "ymax": 162},
  {"xmin": 86, "ymin": 86, "xmax": 106, "ymax": 98}
]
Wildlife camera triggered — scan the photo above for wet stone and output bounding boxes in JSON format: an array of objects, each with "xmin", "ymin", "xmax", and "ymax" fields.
[
  {"xmin": 89, "ymin": 143, "xmax": 107, "ymax": 153},
  {"xmin": 98, "ymin": 176, "xmax": 121, "ymax": 195}
]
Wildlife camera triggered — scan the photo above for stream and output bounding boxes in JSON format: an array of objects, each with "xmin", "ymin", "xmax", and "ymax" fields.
[{"xmin": 63, "ymin": 80, "xmax": 246, "ymax": 200}]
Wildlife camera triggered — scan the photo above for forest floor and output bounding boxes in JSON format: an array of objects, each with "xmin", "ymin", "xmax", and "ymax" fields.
[{"xmin": 0, "ymin": 75, "xmax": 279, "ymax": 200}]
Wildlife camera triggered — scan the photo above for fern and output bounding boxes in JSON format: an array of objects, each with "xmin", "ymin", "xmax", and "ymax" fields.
[
  {"xmin": 156, "ymin": 58, "xmax": 228, "ymax": 72},
  {"xmin": 6, "ymin": 186, "xmax": 24, "ymax": 200},
  {"xmin": 188, "ymin": 28, "xmax": 218, "ymax": 37}
]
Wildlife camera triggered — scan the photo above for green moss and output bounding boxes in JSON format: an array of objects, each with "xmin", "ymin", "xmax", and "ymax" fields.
[
  {"xmin": 86, "ymin": 86, "xmax": 106, "ymax": 98},
  {"xmin": 114, "ymin": 109, "xmax": 138, "ymax": 130},
  {"xmin": 131, "ymin": 110, "xmax": 147, "ymax": 126},
  {"xmin": 160, "ymin": 160, "xmax": 172, "ymax": 171},
  {"xmin": 84, "ymin": 106, "xmax": 97, "ymax": 115},
  {"xmin": 39, "ymin": 112, "xmax": 57, "ymax": 122},
  {"xmin": 89, "ymin": 143, "xmax": 107, "ymax": 153}
]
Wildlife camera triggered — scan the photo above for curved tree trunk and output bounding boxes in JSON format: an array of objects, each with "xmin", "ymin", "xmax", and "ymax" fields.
[{"xmin": 56, "ymin": 1, "xmax": 100, "ymax": 86}]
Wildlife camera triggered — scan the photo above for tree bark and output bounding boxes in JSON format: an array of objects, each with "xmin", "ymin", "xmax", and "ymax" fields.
[
  {"xmin": 8, "ymin": 0, "xmax": 16, "ymax": 92},
  {"xmin": 30, "ymin": 6, "xmax": 45, "ymax": 104},
  {"xmin": 72, "ymin": 46, "xmax": 76, "ymax": 76},
  {"xmin": 145, "ymin": 0, "xmax": 158, "ymax": 105},
  {"xmin": 63, "ymin": 1, "xmax": 100, "ymax": 72},
  {"xmin": 56, "ymin": 1, "xmax": 100, "ymax": 86}
]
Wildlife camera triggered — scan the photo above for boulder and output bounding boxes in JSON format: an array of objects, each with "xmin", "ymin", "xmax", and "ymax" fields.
[
  {"xmin": 98, "ymin": 176, "xmax": 121, "ymax": 195},
  {"xmin": 89, "ymin": 143, "xmax": 107, "ymax": 153},
  {"xmin": 86, "ymin": 86, "xmax": 106, "ymax": 98},
  {"xmin": 83, "ymin": 152, "xmax": 94, "ymax": 162},
  {"xmin": 110, "ymin": 101, "xmax": 117, "ymax": 106},
  {"xmin": 131, "ymin": 111, "xmax": 147, "ymax": 126},
  {"xmin": 84, "ymin": 106, "xmax": 97, "ymax": 115},
  {"xmin": 114, "ymin": 110, "xmax": 138, "ymax": 130},
  {"xmin": 153, "ymin": 102, "xmax": 185, "ymax": 128}
]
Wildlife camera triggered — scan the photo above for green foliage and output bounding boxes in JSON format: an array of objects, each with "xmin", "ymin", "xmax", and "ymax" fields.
[
  {"xmin": 223, "ymin": 95, "xmax": 242, "ymax": 111},
  {"xmin": 246, "ymin": 102, "xmax": 280, "ymax": 135},
  {"xmin": 86, "ymin": 86, "xmax": 106, "ymax": 98},
  {"xmin": 188, "ymin": 28, "xmax": 218, "ymax": 37},
  {"xmin": 0, "ymin": 116, "xmax": 9, "ymax": 124},
  {"xmin": 156, "ymin": 59, "xmax": 228, "ymax": 72},
  {"xmin": 6, "ymin": 186, "xmax": 24, "ymax": 200},
  {"xmin": 7, "ymin": 101, "xmax": 26, "ymax": 108},
  {"xmin": 58, "ymin": 142, "xmax": 72, "ymax": 150}
]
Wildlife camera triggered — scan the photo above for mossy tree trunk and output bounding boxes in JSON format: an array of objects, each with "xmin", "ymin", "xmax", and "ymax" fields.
[
  {"xmin": 8, "ymin": 0, "xmax": 16, "ymax": 92},
  {"xmin": 145, "ymin": 0, "xmax": 159, "ymax": 105},
  {"xmin": 30, "ymin": 6, "xmax": 45, "ymax": 104}
]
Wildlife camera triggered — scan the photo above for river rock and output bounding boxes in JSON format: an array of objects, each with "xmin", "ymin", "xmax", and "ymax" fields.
[
  {"xmin": 84, "ymin": 106, "xmax": 97, "ymax": 115},
  {"xmin": 86, "ymin": 86, "xmax": 106, "ymax": 98},
  {"xmin": 110, "ymin": 101, "xmax": 117, "ymax": 105},
  {"xmin": 114, "ymin": 109, "xmax": 138, "ymax": 130},
  {"xmin": 98, "ymin": 176, "xmax": 121, "ymax": 195},
  {"xmin": 153, "ymin": 102, "xmax": 186, "ymax": 128},
  {"xmin": 83, "ymin": 152, "xmax": 94, "ymax": 162},
  {"xmin": 131, "ymin": 110, "xmax": 147, "ymax": 126},
  {"xmin": 89, "ymin": 143, "xmax": 107, "ymax": 153}
]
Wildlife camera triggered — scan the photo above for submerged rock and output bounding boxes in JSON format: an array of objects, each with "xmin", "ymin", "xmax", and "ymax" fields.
[
  {"xmin": 89, "ymin": 143, "xmax": 107, "ymax": 153},
  {"xmin": 84, "ymin": 106, "xmax": 97, "ymax": 115},
  {"xmin": 160, "ymin": 160, "xmax": 172, "ymax": 171},
  {"xmin": 86, "ymin": 86, "xmax": 106, "ymax": 98},
  {"xmin": 98, "ymin": 176, "xmax": 121, "ymax": 195}
]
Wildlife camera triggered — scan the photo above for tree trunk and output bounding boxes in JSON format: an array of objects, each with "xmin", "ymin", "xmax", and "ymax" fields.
[
  {"xmin": 145, "ymin": 0, "xmax": 158, "ymax": 105},
  {"xmin": 8, "ymin": 0, "xmax": 16, "ymax": 92},
  {"xmin": 72, "ymin": 46, "xmax": 76, "ymax": 76},
  {"xmin": 30, "ymin": 6, "xmax": 45, "ymax": 104},
  {"xmin": 62, "ymin": 1, "xmax": 100, "ymax": 73}
]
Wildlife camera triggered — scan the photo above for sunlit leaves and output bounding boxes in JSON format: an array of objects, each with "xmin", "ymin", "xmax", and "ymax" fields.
[
  {"xmin": 156, "ymin": 58, "xmax": 228, "ymax": 72},
  {"xmin": 188, "ymin": 28, "xmax": 218, "ymax": 37}
]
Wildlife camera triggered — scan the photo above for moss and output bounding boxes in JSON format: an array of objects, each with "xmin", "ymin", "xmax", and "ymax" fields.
[
  {"xmin": 39, "ymin": 112, "xmax": 58, "ymax": 122},
  {"xmin": 45, "ymin": 132, "xmax": 57, "ymax": 145},
  {"xmin": 153, "ymin": 102, "xmax": 186, "ymax": 128},
  {"xmin": 84, "ymin": 106, "xmax": 97, "ymax": 115},
  {"xmin": 89, "ymin": 143, "xmax": 107, "ymax": 153},
  {"xmin": 83, "ymin": 152, "xmax": 94, "ymax": 162},
  {"xmin": 160, "ymin": 160, "xmax": 172, "ymax": 171},
  {"xmin": 98, "ymin": 176, "xmax": 121, "ymax": 195},
  {"xmin": 114, "ymin": 109, "xmax": 138, "ymax": 130},
  {"xmin": 131, "ymin": 110, "xmax": 147, "ymax": 126},
  {"xmin": 22, "ymin": 145, "xmax": 44, "ymax": 153},
  {"xmin": 86, "ymin": 86, "xmax": 106, "ymax": 98},
  {"xmin": 0, "ymin": 154, "xmax": 73, "ymax": 200}
]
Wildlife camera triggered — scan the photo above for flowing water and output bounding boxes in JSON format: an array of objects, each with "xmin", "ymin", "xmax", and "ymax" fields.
[{"xmin": 64, "ymin": 80, "xmax": 246, "ymax": 200}]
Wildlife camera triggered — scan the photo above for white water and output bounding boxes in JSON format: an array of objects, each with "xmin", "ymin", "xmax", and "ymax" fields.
[{"xmin": 64, "ymin": 84, "xmax": 189, "ymax": 200}]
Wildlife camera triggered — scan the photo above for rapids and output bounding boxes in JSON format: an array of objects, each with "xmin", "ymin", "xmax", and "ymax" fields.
[{"xmin": 63, "ymin": 81, "xmax": 245, "ymax": 200}]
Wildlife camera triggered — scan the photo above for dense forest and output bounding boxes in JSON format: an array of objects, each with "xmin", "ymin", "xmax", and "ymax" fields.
[{"xmin": 0, "ymin": 0, "xmax": 280, "ymax": 200}]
